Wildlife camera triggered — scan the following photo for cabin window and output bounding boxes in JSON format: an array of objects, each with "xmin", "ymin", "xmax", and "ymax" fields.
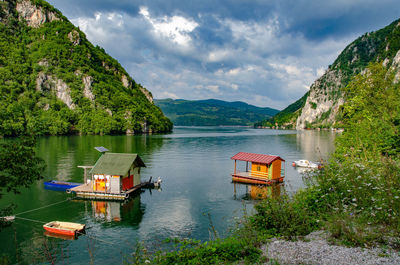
[{"xmin": 257, "ymin": 165, "xmax": 261, "ymax": 171}]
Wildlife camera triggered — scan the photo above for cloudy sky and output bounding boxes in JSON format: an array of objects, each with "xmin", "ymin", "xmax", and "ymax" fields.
[{"xmin": 47, "ymin": 0, "xmax": 400, "ymax": 110}]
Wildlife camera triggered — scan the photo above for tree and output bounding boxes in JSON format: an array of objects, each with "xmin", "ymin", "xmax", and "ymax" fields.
[{"xmin": 0, "ymin": 137, "xmax": 45, "ymax": 227}]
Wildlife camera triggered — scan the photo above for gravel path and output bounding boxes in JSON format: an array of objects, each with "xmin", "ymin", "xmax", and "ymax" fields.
[{"xmin": 261, "ymin": 231, "xmax": 400, "ymax": 265}]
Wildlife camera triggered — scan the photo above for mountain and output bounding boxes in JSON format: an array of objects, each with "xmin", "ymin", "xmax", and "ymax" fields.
[
  {"xmin": 254, "ymin": 92, "xmax": 309, "ymax": 129},
  {"xmin": 0, "ymin": 0, "xmax": 172, "ymax": 136},
  {"xmin": 154, "ymin": 98, "xmax": 279, "ymax": 126},
  {"xmin": 274, "ymin": 18, "xmax": 400, "ymax": 129},
  {"xmin": 268, "ymin": 17, "xmax": 400, "ymax": 129}
]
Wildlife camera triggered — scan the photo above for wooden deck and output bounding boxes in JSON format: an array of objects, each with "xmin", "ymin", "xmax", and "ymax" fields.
[
  {"xmin": 232, "ymin": 171, "xmax": 283, "ymax": 185},
  {"xmin": 68, "ymin": 183, "xmax": 143, "ymax": 201}
]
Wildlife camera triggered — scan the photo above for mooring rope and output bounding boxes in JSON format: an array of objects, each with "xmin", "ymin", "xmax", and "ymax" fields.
[
  {"xmin": 14, "ymin": 216, "xmax": 47, "ymax": 224},
  {"xmin": 14, "ymin": 198, "xmax": 71, "ymax": 216}
]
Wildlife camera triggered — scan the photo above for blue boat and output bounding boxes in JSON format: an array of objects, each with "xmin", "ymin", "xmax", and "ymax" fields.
[{"xmin": 44, "ymin": 180, "xmax": 82, "ymax": 191}]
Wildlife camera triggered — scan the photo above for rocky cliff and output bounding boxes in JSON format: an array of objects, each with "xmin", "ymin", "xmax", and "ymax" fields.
[
  {"xmin": 296, "ymin": 18, "xmax": 400, "ymax": 129},
  {"xmin": 0, "ymin": 0, "xmax": 172, "ymax": 136}
]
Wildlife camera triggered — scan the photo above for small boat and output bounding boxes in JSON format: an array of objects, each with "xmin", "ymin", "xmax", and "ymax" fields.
[
  {"xmin": 44, "ymin": 180, "xmax": 82, "ymax": 190},
  {"xmin": 43, "ymin": 221, "xmax": 85, "ymax": 237},
  {"xmin": 292, "ymin": 160, "xmax": 320, "ymax": 169},
  {"xmin": 0, "ymin": 216, "xmax": 15, "ymax": 222},
  {"xmin": 44, "ymin": 230, "xmax": 77, "ymax": 240}
]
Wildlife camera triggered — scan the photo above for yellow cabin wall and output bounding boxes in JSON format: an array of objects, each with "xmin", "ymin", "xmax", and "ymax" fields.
[
  {"xmin": 271, "ymin": 160, "xmax": 282, "ymax": 179},
  {"xmin": 251, "ymin": 163, "xmax": 268, "ymax": 178}
]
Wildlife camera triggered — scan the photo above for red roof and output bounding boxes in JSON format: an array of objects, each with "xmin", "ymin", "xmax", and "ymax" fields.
[{"xmin": 231, "ymin": 152, "xmax": 285, "ymax": 164}]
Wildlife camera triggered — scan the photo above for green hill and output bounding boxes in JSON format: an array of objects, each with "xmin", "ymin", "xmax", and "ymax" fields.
[
  {"xmin": 254, "ymin": 92, "xmax": 309, "ymax": 129},
  {"xmin": 0, "ymin": 0, "xmax": 172, "ymax": 136},
  {"xmin": 154, "ymin": 98, "xmax": 279, "ymax": 126},
  {"xmin": 295, "ymin": 18, "xmax": 400, "ymax": 129},
  {"xmin": 260, "ymin": 18, "xmax": 400, "ymax": 129}
]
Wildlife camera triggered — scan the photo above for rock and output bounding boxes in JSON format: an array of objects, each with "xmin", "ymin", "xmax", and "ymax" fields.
[
  {"xmin": 36, "ymin": 72, "xmax": 76, "ymax": 109},
  {"xmin": 296, "ymin": 68, "xmax": 344, "ymax": 129},
  {"xmin": 295, "ymin": 20, "xmax": 400, "ymax": 129},
  {"xmin": 262, "ymin": 231, "xmax": 400, "ymax": 265},
  {"xmin": 121, "ymin": 74, "xmax": 131, "ymax": 88},
  {"xmin": 68, "ymin": 30, "xmax": 80, "ymax": 46},
  {"xmin": 139, "ymin": 86, "xmax": 154, "ymax": 103},
  {"xmin": 82, "ymin": 75, "xmax": 95, "ymax": 101},
  {"xmin": 16, "ymin": 0, "xmax": 60, "ymax": 28},
  {"xmin": 38, "ymin": 59, "xmax": 49, "ymax": 67}
]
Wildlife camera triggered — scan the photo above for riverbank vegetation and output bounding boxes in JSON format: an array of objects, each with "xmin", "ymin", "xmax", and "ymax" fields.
[
  {"xmin": 130, "ymin": 63, "xmax": 400, "ymax": 263},
  {"xmin": 251, "ymin": 63, "xmax": 400, "ymax": 247},
  {"xmin": 0, "ymin": 137, "xmax": 45, "ymax": 229}
]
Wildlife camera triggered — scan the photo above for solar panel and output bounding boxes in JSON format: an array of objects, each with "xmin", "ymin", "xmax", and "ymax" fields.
[{"xmin": 95, "ymin": 146, "xmax": 109, "ymax": 153}]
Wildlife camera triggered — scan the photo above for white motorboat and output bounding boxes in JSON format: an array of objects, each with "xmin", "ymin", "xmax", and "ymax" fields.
[{"xmin": 292, "ymin": 159, "xmax": 320, "ymax": 169}]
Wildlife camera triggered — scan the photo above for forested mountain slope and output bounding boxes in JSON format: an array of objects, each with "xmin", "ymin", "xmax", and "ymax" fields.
[
  {"xmin": 295, "ymin": 18, "xmax": 400, "ymax": 129},
  {"xmin": 262, "ymin": 18, "xmax": 400, "ymax": 129},
  {"xmin": 0, "ymin": 0, "xmax": 172, "ymax": 136}
]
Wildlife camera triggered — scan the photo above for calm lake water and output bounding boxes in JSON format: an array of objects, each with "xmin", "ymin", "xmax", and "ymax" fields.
[{"xmin": 0, "ymin": 127, "xmax": 337, "ymax": 264}]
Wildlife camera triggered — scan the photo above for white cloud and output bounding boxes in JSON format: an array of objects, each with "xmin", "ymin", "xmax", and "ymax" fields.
[
  {"xmin": 207, "ymin": 49, "xmax": 232, "ymax": 63},
  {"xmin": 227, "ymin": 68, "xmax": 240, "ymax": 76},
  {"xmin": 205, "ymin": 85, "xmax": 220, "ymax": 93},
  {"xmin": 139, "ymin": 6, "xmax": 198, "ymax": 47},
  {"xmin": 161, "ymin": 91, "xmax": 179, "ymax": 99},
  {"xmin": 68, "ymin": 6, "xmax": 354, "ymax": 109},
  {"xmin": 316, "ymin": 67, "xmax": 326, "ymax": 77}
]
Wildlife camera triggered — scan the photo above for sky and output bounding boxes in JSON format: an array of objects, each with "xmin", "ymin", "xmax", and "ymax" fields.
[{"xmin": 46, "ymin": 0, "xmax": 400, "ymax": 110}]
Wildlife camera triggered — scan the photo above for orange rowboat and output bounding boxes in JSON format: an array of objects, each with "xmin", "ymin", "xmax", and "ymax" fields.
[{"xmin": 43, "ymin": 221, "xmax": 85, "ymax": 237}]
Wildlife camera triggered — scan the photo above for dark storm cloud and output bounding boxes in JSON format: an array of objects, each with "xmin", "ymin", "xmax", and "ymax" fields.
[{"xmin": 46, "ymin": 0, "xmax": 400, "ymax": 109}]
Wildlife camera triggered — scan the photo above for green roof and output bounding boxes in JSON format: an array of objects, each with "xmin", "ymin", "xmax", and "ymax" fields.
[{"xmin": 90, "ymin": 153, "xmax": 146, "ymax": 176}]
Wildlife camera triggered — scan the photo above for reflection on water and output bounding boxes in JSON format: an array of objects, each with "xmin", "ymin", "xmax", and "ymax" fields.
[
  {"xmin": 295, "ymin": 166, "xmax": 318, "ymax": 175},
  {"xmin": 92, "ymin": 201, "xmax": 122, "ymax": 222},
  {"xmin": 233, "ymin": 183, "xmax": 282, "ymax": 200},
  {"xmin": 296, "ymin": 130, "xmax": 336, "ymax": 162},
  {"xmin": 70, "ymin": 195, "xmax": 145, "ymax": 225},
  {"xmin": 44, "ymin": 230, "xmax": 77, "ymax": 240},
  {"xmin": 0, "ymin": 127, "xmax": 337, "ymax": 264}
]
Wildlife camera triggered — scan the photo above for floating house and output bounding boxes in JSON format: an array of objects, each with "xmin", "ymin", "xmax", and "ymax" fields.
[
  {"xmin": 231, "ymin": 152, "xmax": 285, "ymax": 185},
  {"xmin": 70, "ymin": 152, "xmax": 146, "ymax": 200}
]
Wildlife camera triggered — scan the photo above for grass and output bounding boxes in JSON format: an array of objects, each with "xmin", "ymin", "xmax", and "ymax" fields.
[
  {"xmin": 126, "ymin": 234, "xmax": 265, "ymax": 264},
  {"xmin": 249, "ymin": 152, "xmax": 400, "ymax": 248}
]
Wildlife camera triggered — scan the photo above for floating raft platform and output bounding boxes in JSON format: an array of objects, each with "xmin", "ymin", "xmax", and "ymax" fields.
[
  {"xmin": 68, "ymin": 183, "xmax": 140, "ymax": 200},
  {"xmin": 232, "ymin": 172, "xmax": 284, "ymax": 185},
  {"xmin": 68, "ymin": 179, "xmax": 159, "ymax": 201}
]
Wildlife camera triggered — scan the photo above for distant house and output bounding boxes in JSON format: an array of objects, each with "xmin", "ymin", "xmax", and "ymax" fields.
[
  {"xmin": 231, "ymin": 152, "xmax": 285, "ymax": 185},
  {"xmin": 90, "ymin": 153, "xmax": 146, "ymax": 194}
]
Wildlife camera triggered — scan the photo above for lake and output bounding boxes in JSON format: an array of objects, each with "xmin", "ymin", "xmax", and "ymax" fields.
[{"xmin": 0, "ymin": 127, "xmax": 337, "ymax": 264}]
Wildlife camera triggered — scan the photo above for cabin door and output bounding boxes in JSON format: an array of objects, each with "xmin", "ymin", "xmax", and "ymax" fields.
[{"xmin": 110, "ymin": 176, "xmax": 120, "ymax": 193}]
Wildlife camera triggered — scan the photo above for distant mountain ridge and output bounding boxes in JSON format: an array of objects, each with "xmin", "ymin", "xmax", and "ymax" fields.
[
  {"xmin": 0, "ymin": 0, "xmax": 172, "ymax": 136},
  {"xmin": 155, "ymin": 98, "xmax": 279, "ymax": 126}
]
